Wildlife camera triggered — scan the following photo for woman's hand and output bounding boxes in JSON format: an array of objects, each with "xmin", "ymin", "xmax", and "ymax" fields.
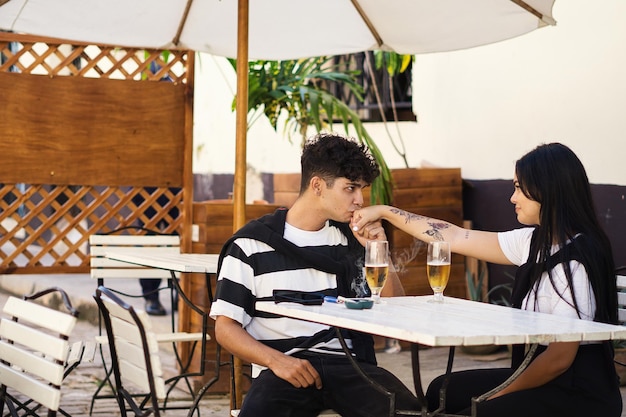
[{"xmin": 351, "ymin": 206, "xmax": 387, "ymax": 241}]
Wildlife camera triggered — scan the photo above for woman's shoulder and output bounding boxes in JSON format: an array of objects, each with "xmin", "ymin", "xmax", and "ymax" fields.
[
  {"xmin": 498, "ymin": 227, "xmax": 535, "ymax": 265},
  {"xmin": 498, "ymin": 227, "xmax": 535, "ymax": 243}
]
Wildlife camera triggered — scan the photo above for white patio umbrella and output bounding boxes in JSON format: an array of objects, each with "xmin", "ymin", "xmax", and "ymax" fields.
[
  {"xmin": 0, "ymin": 0, "xmax": 557, "ymax": 229},
  {"xmin": 0, "ymin": 0, "xmax": 558, "ymax": 407},
  {"xmin": 0, "ymin": 0, "xmax": 556, "ymax": 60}
]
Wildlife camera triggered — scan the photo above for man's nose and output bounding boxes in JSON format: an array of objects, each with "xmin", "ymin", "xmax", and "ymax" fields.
[{"xmin": 354, "ymin": 191, "xmax": 364, "ymax": 207}]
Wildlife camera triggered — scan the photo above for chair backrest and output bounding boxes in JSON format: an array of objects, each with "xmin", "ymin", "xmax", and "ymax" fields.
[
  {"xmin": 93, "ymin": 286, "xmax": 165, "ymax": 416},
  {"xmin": 617, "ymin": 269, "xmax": 626, "ymax": 325},
  {"xmin": 0, "ymin": 287, "xmax": 78, "ymax": 415},
  {"xmin": 89, "ymin": 232, "xmax": 180, "ymax": 281}
]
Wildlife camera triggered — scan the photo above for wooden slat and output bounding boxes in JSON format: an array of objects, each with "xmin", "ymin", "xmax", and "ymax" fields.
[
  {"xmin": 89, "ymin": 235, "xmax": 180, "ymax": 246},
  {"xmin": 90, "ymin": 234, "xmax": 181, "ymax": 281},
  {"xmin": 119, "ymin": 358, "xmax": 166, "ymax": 399},
  {"xmin": 0, "ymin": 363, "xmax": 61, "ymax": 410},
  {"xmin": 114, "ymin": 337, "xmax": 163, "ymax": 376},
  {"xmin": 111, "ymin": 315, "xmax": 159, "ymax": 354},
  {"xmin": 97, "ymin": 332, "xmax": 208, "ymax": 345},
  {"xmin": 3, "ymin": 297, "xmax": 77, "ymax": 336},
  {"xmin": 617, "ymin": 275, "xmax": 626, "ymax": 290},
  {"xmin": 0, "ymin": 340, "xmax": 65, "ymax": 385},
  {"xmin": 0, "ymin": 320, "xmax": 70, "ymax": 362},
  {"xmin": 390, "ymin": 168, "xmax": 462, "ymax": 189},
  {"xmin": 66, "ymin": 341, "xmax": 86, "ymax": 368},
  {"xmin": 155, "ymin": 332, "xmax": 208, "ymax": 343}
]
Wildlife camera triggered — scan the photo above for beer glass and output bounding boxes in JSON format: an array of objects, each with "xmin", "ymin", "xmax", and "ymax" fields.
[
  {"xmin": 427, "ymin": 241, "xmax": 451, "ymax": 303},
  {"xmin": 365, "ymin": 240, "xmax": 389, "ymax": 303}
]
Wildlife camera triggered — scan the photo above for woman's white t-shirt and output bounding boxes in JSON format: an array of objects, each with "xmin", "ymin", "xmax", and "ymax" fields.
[{"xmin": 497, "ymin": 227, "xmax": 595, "ymax": 321}]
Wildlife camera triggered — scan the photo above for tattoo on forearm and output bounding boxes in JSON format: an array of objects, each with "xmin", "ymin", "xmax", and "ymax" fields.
[
  {"xmin": 465, "ymin": 230, "xmax": 470, "ymax": 239},
  {"xmin": 423, "ymin": 221, "xmax": 450, "ymax": 242},
  {"xmin": 388, "ymin": 208, "xmax": 450, "ymax": 241},
  {"xmin": 390, "ymin": 208, "xmax": 427, "ymax": 224}
]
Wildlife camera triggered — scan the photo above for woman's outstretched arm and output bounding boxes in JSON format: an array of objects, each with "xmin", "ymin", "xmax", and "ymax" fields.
[{"xmin": 352, "ymin": 205, "xmax": 512, "ymax": 265}]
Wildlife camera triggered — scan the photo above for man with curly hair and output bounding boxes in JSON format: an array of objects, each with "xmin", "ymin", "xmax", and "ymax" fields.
[{"xmin": 210, "ymin": 133, "xmax": 419, "ymax": 417}]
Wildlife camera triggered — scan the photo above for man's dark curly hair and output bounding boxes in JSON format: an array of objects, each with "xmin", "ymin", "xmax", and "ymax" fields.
[{"xmin": 299, "ymin": 133, "xmax": 380, "ymax": 193}]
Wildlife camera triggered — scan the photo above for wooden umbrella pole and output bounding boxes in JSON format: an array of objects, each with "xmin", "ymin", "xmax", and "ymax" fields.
[{"xmin": 232, "ymin": 0, "xmax": 249, "ymax": 409}]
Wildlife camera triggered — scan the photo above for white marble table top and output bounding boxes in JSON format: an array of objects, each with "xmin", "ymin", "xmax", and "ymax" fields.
[{"xmin": 257, "ymin": 296, "xmax": 626, "ymax": 347}]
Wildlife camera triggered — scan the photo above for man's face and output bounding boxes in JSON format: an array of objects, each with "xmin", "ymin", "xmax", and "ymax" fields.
[{"xmin": 319, "ymin": 177, "xmax": 367, "ymax": 223}]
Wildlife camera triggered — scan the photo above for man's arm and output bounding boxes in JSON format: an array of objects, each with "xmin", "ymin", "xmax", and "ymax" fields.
[{"xmin": 215, "ymin": 315, "xmax": 322, "ymax": 389}]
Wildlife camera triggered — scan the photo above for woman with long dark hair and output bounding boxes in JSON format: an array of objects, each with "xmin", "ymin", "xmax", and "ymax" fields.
[{"xmin": 351, "ymin": 143, "xmax": 621, "ymax": 416}]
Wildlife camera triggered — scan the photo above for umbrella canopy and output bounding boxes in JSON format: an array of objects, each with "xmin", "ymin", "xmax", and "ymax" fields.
[
  {"xmin": 0, "ymin": 0, "xmax": 558, "ymax": 226},
  {"xmin": 0, "ymin": 0, "xmax": 556, "ymax": 60}
]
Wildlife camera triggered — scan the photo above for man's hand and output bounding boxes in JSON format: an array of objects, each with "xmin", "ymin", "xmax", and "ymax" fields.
[
  {"xmin": 267, "ymin": 352, "xmax": 322, "ymax": 389},
  {"xmin": 215, "ymin": 315, "xmax": 322, "ymax": 389}
]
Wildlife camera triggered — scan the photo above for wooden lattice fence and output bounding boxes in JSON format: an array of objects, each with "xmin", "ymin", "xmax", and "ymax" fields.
[{"xmin": 0, "ymin": 33, "xmax": 194, "ymax": 274}]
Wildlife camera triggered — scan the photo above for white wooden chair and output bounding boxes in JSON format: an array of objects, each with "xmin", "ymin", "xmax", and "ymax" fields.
[
  {"xmin": 613, "ymin": 267, "xmax": 626, "ymax": 377},
  {"xmin": 89, "ymin": 231, "xmax": 217, "ymax": 415},
  {"xmin": 0, "ymin": 287, "xmax": 82, "ymax": 417},
  {"xmin": 616, "ymin": 267, "xmax": 626, "ymax": 325},
  {"xmin": 94, "ymin": 286, "xmax": 166, "ymax": 417}
]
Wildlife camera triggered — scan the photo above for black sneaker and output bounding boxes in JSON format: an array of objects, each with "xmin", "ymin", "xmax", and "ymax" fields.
[{"xmin": 145, "ymin": 300, "xmax": 166, "ymax": 316}]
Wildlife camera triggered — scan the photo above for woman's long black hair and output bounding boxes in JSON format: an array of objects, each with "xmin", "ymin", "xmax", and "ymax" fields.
[{"xmin": 516, "ymin": 143, "xmax": 617, "ymax": 324}]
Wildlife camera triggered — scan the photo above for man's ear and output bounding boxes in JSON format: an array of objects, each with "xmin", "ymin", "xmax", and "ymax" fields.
[{"xmin": 310, "ymin": 176, "xmax": 323, "ymax": 196}]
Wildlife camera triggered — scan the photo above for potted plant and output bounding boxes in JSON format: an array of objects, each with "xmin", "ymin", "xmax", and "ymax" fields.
[{"xmin": 231, "ymin": 56, "xmax": 393, "ymax": 204}]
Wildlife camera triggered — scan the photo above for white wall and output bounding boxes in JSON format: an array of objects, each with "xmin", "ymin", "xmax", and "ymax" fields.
[{"xmin": 193, "ymin": 0, "xmax": 626, "ymax": 187}]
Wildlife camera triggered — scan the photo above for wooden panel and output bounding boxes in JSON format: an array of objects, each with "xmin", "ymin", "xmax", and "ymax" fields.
[
  {"xmin": 390, "ymin": 168, "xmax": 462, "ymax": 189},
  {"xmin": 273, "ymin": 173, "xmax": 301, "ymax": 207},
  {"xmin": 0, "ymin": 72, "xmax": 185, "ymax": 186},
  {"xmin": 392, "ymin": 186, "xmax": 462, "ymax": 208},
  {"xmin": 273, "ymin": 173, "xmax": 301, "ymax": 192},
  {"xmin": 398, "ymin": 264, "xmax": 466, "ymax": 298}
]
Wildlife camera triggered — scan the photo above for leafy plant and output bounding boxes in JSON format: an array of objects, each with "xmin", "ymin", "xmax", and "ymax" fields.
[
  {"xmin": 229, "ymin": 56, "xmax": 393, "ymax": 204},
  {"xmin": 488, "ymin": 272, "xmax": 514, "ymax": 307},
  {"xmin": 466, "ymin": 268, "xmax": 487, "ymax": 302},
  {"xmin": 369, "ymin": 51, "xmax": 413, "ymax": 168},
  {"xmin": 466, "ymin": 262, "xmax": 513, "ymax": 306}
]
